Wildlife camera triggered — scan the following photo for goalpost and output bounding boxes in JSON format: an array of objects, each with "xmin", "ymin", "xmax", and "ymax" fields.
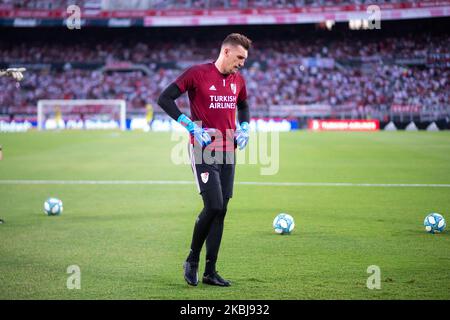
[{"xmin": 37, "ymin": 99, "xmax": 127, "ymax": 131}]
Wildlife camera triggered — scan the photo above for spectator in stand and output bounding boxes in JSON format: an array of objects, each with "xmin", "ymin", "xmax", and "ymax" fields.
[
  {"xmin": 0, "ymin": 32, "xmax": 448, "ymax": 118},
  {"xmin": 1, "ymin": 0, "xmax": 424, "ymax": 10}
]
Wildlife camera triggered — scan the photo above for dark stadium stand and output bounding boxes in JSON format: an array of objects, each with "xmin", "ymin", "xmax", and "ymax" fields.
[
  {"xmin": 0, "ymin": 20, "xmax": 448, "ymax": 122},
  {"xmin": 0, "ymin": 0, "xmax": 424, "ymax": 10}
]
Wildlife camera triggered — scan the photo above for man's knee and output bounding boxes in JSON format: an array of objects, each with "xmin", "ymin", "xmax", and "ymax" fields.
[
  {"xmin": 201, "ymin": 189, "xmax": 230, "ymax": 220},
  {"xmin": 209, "ymin": 199, "xmax": 229, "ymax": 221},
  {"xmin": 206, "ymin": 205, "xmax": 224, "ymax": 218},
  {"xmin": 220, "ymin": 198, "xmax": 230, "ymax": 218}
]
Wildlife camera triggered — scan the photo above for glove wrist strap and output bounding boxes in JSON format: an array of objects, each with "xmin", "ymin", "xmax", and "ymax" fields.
[
  {"xmin": 240, "ymin": 121, "xmax": 249, "ymax": 131},
  {"xmin": 177, "ymin": 114, "xmax": 195, "ymax": 132}
]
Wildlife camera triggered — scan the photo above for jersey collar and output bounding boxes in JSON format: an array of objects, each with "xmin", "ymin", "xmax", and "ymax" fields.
[{"xmin": 211, "ymin": 61, "xmax": 231, "ymax": 78}]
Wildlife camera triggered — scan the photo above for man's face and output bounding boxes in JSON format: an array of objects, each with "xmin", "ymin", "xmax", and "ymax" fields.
[{"xmin": 223, "ymin": 44, "xmax": 248, "ymax": 74}]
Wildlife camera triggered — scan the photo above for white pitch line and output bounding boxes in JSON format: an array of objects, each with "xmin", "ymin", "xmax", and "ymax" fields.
[
  {"xmin": 0, "ymin": 180, "xmax": 193, "ymax": 185},
  {"xmin": 238, "ymin": 182, "xmax": 450, "ymax": 188},
  {"xmin": 0, "ymin": 180, "xmax": 450, "ymax": 188}
]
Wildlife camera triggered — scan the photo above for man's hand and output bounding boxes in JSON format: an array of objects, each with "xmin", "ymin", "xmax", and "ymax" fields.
[
  {"xmin": 177, "ymin": 114, "xmax": 212, "ymax": 147},
  {"xmin": 235, "ymin": 121, "xmax": 249, "ymax": 150},
  {"xmin": 0, "ymin": 68, "xmax": 26, "ymax": 81}
]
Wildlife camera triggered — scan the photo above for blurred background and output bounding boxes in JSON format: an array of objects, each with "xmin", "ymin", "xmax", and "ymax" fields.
[
  {"xmin": 1, "ymin": 1, "xmax": 450, "ymax": 302},
  {"xmin": 0, "ymin": 0, "xmax": 449, "ymax": 132}
]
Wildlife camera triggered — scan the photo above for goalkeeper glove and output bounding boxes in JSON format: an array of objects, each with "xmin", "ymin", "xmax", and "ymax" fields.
[
  {"xmin": 235, "ymin": 121, "xmax": 249, "ymax": 150},
  {"xmin": 0, "ymin": 68, "xmax": 26, "ymax": 81},
  {"xmin": 177, "ymin": 114, "xmax": 212, "ymax": 147}
]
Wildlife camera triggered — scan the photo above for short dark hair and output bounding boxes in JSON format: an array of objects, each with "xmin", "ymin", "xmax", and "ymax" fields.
[{"xmin": 222, "ymin": 33, "xmax": 252, "ymax": 50}]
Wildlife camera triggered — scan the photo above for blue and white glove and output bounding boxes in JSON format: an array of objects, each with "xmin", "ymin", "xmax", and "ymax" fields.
[
  {"xmin": 0, "ymin": 67, "xmax": 26, "ymax": 81},
  {"xmin": 177, "ymin": 114, "xmax": 212, "ymax": 147},
  {"xmin": 235, "ymin": 121, "xmax": 249, "ymax": 150}
]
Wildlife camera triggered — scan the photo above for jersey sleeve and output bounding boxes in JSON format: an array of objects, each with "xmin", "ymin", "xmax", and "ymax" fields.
[
  {"xmin": 174, "ymin": 66, "xmax": 197, "ymax": 93},
  {"xmin": 237, "ymin": 76, "xmax": 247, "ymax": 103}
]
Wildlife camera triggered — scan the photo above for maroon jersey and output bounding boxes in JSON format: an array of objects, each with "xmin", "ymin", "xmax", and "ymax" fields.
[{"xmin": 174, "ymin": 62, "xmax": 247, "ymax": 151}]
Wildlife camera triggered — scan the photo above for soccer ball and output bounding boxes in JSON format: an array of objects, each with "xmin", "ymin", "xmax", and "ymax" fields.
[
  {"xmin": 44, "ymin": 198, "xmax": 63, "ymax": 216},
  {"xmin": 423, "ymin": 213, "xmax": 446, "ymax": 234},
  {"xmin": 273, "ymin": 213, "xmax": 295, "ymax": 234}
]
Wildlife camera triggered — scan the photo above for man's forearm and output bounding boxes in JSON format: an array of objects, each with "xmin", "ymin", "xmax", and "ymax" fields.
[
  {"xmin": 237, "ymin": 100, "xmax": 250, "ymax": 124},
  {"xmin": 157, "ymin": 83, "xmax": 183, "ymax": 121},
  {"xmin": 158, "ymin": 83, "xmax": 212, "ymax": 146}
]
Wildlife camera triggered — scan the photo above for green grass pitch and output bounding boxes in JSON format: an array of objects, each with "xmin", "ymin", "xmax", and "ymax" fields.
[{"xmin": 0, "ymin": 130, "xmax": 449, "ymax": 299}]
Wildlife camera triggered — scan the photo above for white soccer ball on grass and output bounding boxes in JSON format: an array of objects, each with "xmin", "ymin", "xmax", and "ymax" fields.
[
  {"xmin": 273, "ymin": 213, "xmax": 295, "ymax": 234},
  {"xmin": 44, "ymin": 198, "xmax": 63, "ymax": 216}
]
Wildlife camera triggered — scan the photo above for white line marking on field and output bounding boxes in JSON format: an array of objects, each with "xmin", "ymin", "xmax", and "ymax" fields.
[{"xmin": 0, "ymin": 180, "xmax": 449, "ymax": 188}]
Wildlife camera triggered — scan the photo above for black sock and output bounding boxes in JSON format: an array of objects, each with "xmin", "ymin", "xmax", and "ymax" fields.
[
  {"xmin": 204, "ymin": 198, "xmax": 229, "ymax": 276},
  {"xmin": 187, "ymin": 210, "xmax": 219, "ymax": 264},
  {"xmin": 186, "ymin": 249, "xmax": 199, "ymax": 264},
  {"xmin": 204, "ymin": 260, "xmax": 216, "ymax": 276}
]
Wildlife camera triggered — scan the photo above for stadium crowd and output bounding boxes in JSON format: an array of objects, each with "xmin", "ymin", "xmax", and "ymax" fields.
[
  {"xmin": 1, "ymin": 0, "xmax": 426, "ymax": 10},
  {"xmin": 0, "ymin": 30, "xmax": 448, "ymax": 119},
  {"xmin": 2, "ymin": 32, "xmax": 448, "ymax": 63}
]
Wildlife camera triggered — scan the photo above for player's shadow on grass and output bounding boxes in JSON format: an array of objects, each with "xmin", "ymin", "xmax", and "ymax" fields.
[
  {"xmin": 258, "ymin": 231, "xmax": 299, "ymax": 237},
  {"xmin": 399, "ymin": 229, "xmax": 449, "ymax": 238},
  {"xmin": 162, "ymin": 271, "xmax": 267, "ymax": 289}
]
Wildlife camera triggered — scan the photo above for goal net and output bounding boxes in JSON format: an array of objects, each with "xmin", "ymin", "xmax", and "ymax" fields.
[{"xmin": 37, "ymin": 99, "xmax": 126, "ymax": 131}]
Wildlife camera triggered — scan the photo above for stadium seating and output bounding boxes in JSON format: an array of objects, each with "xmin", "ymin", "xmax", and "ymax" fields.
[
  {"xmin": 1, "ymin": 29, "xmax": 448, "ymax": 119},
  {"xmin": 0, "ymin": 0, "xmax": 422, "ymax": 10}
]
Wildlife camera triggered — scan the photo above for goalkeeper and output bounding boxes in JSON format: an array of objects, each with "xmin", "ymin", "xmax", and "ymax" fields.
[
  {"xmin": 0, "ymin": 67, "xmax": 25, "ymax": 224},
  {"xmin": 0, "ymin": 68, "xmax": 26, "ymax": 81},
  {"xmin": 157, "ymin": 33, "xmax": 251, "ymax": 287}
]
